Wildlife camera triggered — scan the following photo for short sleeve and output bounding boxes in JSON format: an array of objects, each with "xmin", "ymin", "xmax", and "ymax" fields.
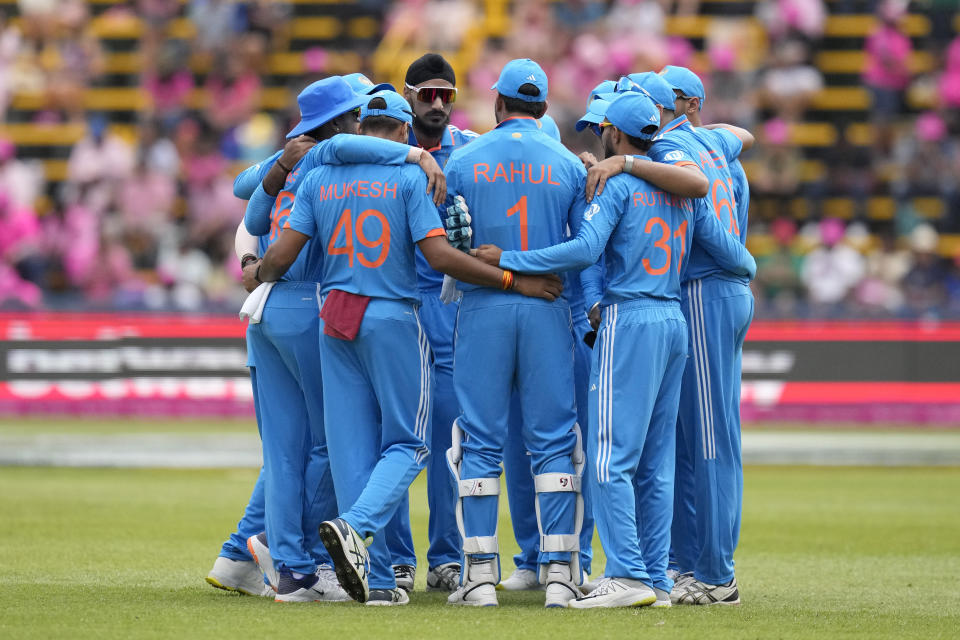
[
  {"xmin": 649, "ymin": 136, "xmax": 697, "ymax": 167},
  {"xmin": 286, "ymin": 172, "xmax": 318, "ymax": 238},
  {"xmin": 404, "ymin": 169, "xmax": 444, "ymax": 242},
  {"xmin": 713, "ymin": 128, "xmax": 743, "ymax": 163}
]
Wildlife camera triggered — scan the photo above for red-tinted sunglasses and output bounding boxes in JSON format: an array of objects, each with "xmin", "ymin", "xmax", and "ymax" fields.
[{"xmin": 406, "ymin": 83, "xmax": 457, "ymax": 104}]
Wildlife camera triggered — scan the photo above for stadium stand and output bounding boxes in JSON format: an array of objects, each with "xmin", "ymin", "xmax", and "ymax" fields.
[{"xmin": 0, "ymin": 0, "xmax": 957, "ymax": 318}]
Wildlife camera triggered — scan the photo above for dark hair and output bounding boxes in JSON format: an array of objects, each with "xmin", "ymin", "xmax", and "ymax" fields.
[
  {"xmin": 499, "ymin": 84, "xmax": 547, "ymax": 118},
  {"xmin": 405, "ymin": 53, "xmax": 456, "ymax": 86},
  {"xmin": 359, "ymin": 96, "xmax": 405, "ymax": 134},
  {"xmin": 366, "ymin": 96, "xmax": 388, "ymax": 110},
  {"xmin": 624, "ymin": 132, "xmax": 654, "ymax": 152}
]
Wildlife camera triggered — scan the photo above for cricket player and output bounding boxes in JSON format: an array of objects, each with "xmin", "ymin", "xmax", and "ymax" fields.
[
  {"xmin": 473, "ymin": 91, "xmax": 756, "ymax": 608},
  {"xmin": 379, "ymin": 53, "xmax": 479, "ymax": 594},
  {"xmin": 660, "ymin": 65, "xmax": 755, "ymax": 606},
  {"xmin": 236, "ymin": 78, "xmax": 444, "ymax": 603},
  {"xmin": 442, "ymin": 58, "xmax": 586, "ymax": 608},
  {"xmin": 253, "ymin": 90, "xmax": 563, "ymax": 606}
]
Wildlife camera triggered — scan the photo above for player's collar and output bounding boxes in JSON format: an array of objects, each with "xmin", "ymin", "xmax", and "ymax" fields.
[
  {"xmin": 409, "ymin": 125, "xmax": 455, "ymax": 152},
  {"xmin": 494, "ymin": 116, "xmax": 541, "ymax": 131},
  {"xmin": 660, "ymin": 114, "xmax": 693, "ymax": 135}
]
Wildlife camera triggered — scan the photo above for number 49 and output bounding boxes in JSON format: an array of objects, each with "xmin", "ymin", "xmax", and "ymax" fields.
[{"xmin": 327, "ymin": 208, "xmax": 391, "ymax": 268}]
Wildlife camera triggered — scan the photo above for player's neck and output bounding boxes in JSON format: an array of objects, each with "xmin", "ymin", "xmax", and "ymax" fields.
[{"xmin": 687, "ymin": 112, "xmax": 703, "ymax": 127}]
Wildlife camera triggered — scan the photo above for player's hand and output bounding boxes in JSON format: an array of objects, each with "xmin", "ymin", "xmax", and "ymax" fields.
[
  {"xmin": 588, "ymin": 304, "xmax": 601, "ymax": 330},
  {"xmin": 471, "ymin": 244, "xmax": 502, "ymax": 266},
  {"xmin": 445, "ymin": 195, "xmax": 472, "ymax": 251},
  {"xmin": 513, "ymin": 273, "xmax": 563, "ymax": 301},
  {"xmin": 242, "ymin": 260, "xmax": 262, "ymax": 293},
  {"xmin": 419, "ymin": 152, "xmax": 447, "ymax": 205},
  {"xmin": 278, "ymin": 135, "xmax": 317, "ymax": 170},
  {"xmin": 585, "ymin": 155, "xmax": 626, "ymax": 202},
  {"xmin": 579, "ymin": 151, "xmax": 599, "ymax": 170}
]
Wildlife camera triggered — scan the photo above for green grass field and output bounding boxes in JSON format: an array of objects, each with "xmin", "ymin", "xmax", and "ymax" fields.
[{"xmin": 2, "ymin": 462, "xmax": 959, "ymax": 639}]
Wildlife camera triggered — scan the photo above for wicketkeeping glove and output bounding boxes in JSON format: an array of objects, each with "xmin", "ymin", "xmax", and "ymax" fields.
[{"xmin": 445, "ymin": 195, "xmax": 473, "ymax": 252}]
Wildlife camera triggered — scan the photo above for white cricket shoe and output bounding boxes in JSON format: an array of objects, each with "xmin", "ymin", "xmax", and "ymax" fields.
[
  {"xmin": 543, "ymin": 562, "xmax": 580, "ymax": 608},
  {"xmin": 318, "ymin": 518, "xmax": 370, "ymax": 603},
  {"xmin": 246, "ymin": 532, "xmax": 279, "ymax": 593},
  {"xmin": 567, "ymin": 577, "xmax": 657, "ymax": 609},
  {"xmin": 366, "ymin": 587, "xmax": 410, "ymax": 606},
  {"xmin": 497, "ymin": 568, "xmax": 543, "ymax": 591},
  {"xmin": 206, "ymin": 556, "xmax": 271, "ymax": 596},
  {"xmin": 672, "ymin": 576, "xmax": 740, "ymax": 606},
  {"xmin": 392, "ymin": 564, "xmax": 416, "ymax": 593},
  {"xmin": 580, "ymin": 569, "xmax": 601, "ymax": 594},
  {"xmin": 274, "ymin": 566, "xmax": 351, "ymax": 603},
  {"xmin": 668, "ymin": 571, "xmax": 695, "ymax": 601},
  {"xmin": 425, "ymin": 562, "xmax": 461, "ymax": 592},
  {"xmin": 652, "ymin": 587, "xmax": 672, "ymax": 608},
  {"xmin": 447, "ymin": 559, "xmax": 498, "ymax": 607}
]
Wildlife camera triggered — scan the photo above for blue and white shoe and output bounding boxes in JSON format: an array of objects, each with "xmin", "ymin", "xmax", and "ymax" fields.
[
  {"xmin": 246, "ymin": 533, "xmax": 279, "ymax": 593},
  {"xmin": 392, "ymin": 564, "xmax": 416, "ymax": 593},
  {"xmin": 318, "ymin": 518, "xmax": 370, "ymax": 603},
  {"xmin": 275, "ymin": 566, "xmax": 351, "ymax": 603},
  {"xmin": 366, "ymin": 588, "xmax": 410, "ymax": 606}
]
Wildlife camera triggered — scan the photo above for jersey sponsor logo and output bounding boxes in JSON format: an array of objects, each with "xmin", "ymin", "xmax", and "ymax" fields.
[
  {"xmin": 664, "ymin": 150, "xmax": 685, "ymax": 162},
  {"xmin": 583, "ymin": 203, "xmax": 600, "ymax": 222},
  {"xmin": 472, "ymin": 162, "xmax": 562, "ymax": 186},
  {"xmin": 314, "ymin": 180, "xmax": 398, "ymax": 201}
]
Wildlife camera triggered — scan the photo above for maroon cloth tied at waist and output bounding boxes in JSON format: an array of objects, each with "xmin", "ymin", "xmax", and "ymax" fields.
[{"xmin": 319, "ymin": 289, "xmax": 371, "ymax": 340}]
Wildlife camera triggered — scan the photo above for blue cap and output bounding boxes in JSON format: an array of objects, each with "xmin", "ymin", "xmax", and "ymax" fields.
[
  {"xmin": 537, "ymin": 114, "xmax": 562, "ymax": 141},
  {"xmin": 604, "ymin": 92, "xmax": 661, "ymax": 139},
  {"xmin": 343, "ymin": 72, "xmax": 395, "ymax": 96},
  {"xmin": 575, "ymin": 95, "xmax": 612, "ymax": 132},
  {"xmin": 287, "ymin": 77, "xmax": 366, "ymax": 139},
  {"xmin": 587, "ymin": 80, "xmax": 617, "ymax": 110},
  {"xmin": 659, "ymin": 65, "xmax": 705, "ymax": 109},
  {"xmin": 620, "ymin": 72, "xmax": 676, "ymax": 111},
  {"xmin": 492, "ymin": 58, "xmax": 548, "ymax": 102},
  {"xmin": 360, "ymin": 90, "xmax": 413, "ymax": 125}
]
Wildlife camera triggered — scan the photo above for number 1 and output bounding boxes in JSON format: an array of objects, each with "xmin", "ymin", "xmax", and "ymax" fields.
[{"xmin": 506, "ymin": 195, "xmax": 528, "ymax": 251}]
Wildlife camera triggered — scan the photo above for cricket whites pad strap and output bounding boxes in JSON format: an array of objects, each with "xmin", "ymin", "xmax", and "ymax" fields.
[
  {"xmin": 462, "ymin": 535, "xmax": 499, "ymax": 555},
  {"xmin": 533, "ymin": 472, "xmax": 581, "ymax": 493},
  {"xmin": 458, "ymin": 477, "xmax": 500, "ymax": 497}
]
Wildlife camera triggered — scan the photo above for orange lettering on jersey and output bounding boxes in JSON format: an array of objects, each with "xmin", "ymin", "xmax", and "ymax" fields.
[
  {"xmin": 381, "ymin": 182, "xmax": 397, "ymax": 198},
  {"xmin": 368, "ymin": 181, "xmax": 382, "ymax": 198},
  {"xmin": 547, "ymin": 165, "xmax": 561, "ymax": 186},
  {"xmin": 492, "ymin": 163, "xmax": 509, "ymax": 182},
  {"xmin": 510, "ymin": 162, "xmax": 525, "ymax": 183},
  {"xmin": 474, "ymin": 163, "xmax": 490, "ymax": 182},
  {"xmin": 528, "ymin": 164, "xmax": 545, "ymax": 184},
  {"xmin": 318, "ymin": 184, "xmax": 333, "ymax": 201},
  {"xmin": 356, "ymin": 181, "xmax": 369, "ymax": 197}
]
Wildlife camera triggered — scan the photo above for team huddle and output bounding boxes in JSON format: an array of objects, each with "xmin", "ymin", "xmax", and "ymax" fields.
[{"xmin": 203, "ymin": 52, "xmax": 757, "ymax": 609}]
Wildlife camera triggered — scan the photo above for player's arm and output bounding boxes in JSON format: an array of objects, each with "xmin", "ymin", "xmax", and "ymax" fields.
[
  {"xmin": 703, "ymin": 123, "xmax": 754, "ymax": 151},
  {"xmin": 475, "ymin": 190, "xmax": 620, "ymax": 274},
  {"xmin": 419, "ymin": 236, "xmax": 562, "ymax": 301},
  {"xmin": 586, "ymin": 154, "xmax": 708, "ymax": 202},
  {"xmin": 233, "ymin": 160, "xmax": 270, "ymax": 200},
  {"xmin": 692, "ymin": 204, "xmax": 757, "ymax": 279},
  {"xmin": 256, "ymin": 228, "xmax": 310, "ymax": 283},
  {"xmin": 315, "ymin": 133, "xmax": 445, "ymax": 204},
  {"xmin": 262, "ymin": 135, "xmax": 317, "ymax": 196},
  {"xmin": 235, "ymin": 221, "xmax": 258, "ymax": 264},
  {"xmin": 244, "ymin": 183, "xmax": 276, "ymax": 236}
]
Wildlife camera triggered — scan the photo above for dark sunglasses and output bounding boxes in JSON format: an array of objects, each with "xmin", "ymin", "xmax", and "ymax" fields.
[{"xmin": 405, "ymin": 83, "xmax": 457, "ymax": 104}]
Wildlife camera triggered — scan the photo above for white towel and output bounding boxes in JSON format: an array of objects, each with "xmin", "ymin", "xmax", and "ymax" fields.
[
  {"xmin": 440, "ymin": 274, "xmax": 462, "ymax": 304},
  {"xmin": 239, "ymin": 282, "xmax": 275, "ymax": 323}
]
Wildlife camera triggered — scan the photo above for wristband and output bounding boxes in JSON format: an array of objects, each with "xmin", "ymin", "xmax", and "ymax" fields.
[
  {"xmin": 501, "ymin": 270, "xmax": 514, "ymax": 291},
  {"xmin": 276, "ymin": 159, "xmax": 292, "ymax": 173},
  {"xmin": 623, "ymin": 154, "xmax": 634, "ymax": 174},
  {"xmin": 254, "ymin": 264, "xmax": 264, "ymax": 284},
  {"xmin": 241, "ymin": 254, "xmax": 258, "ymax": 269}
]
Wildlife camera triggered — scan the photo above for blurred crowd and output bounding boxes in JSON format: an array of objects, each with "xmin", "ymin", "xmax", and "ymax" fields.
[{"xmin": 1, "ymin": 0, "xmax": 959, "ymax": 318}]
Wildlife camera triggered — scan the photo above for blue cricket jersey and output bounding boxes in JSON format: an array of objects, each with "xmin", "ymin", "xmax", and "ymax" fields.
[
  {"xmin": 286, "ymin": 163, "xmax": 444, "ymax": 304},
  {"xmin": 499, "ymin": 167, "xmax": 755, "ymax": 306},
  {"xmin": 409, "ymin": 124, "xmax": 479, "ymax": 293},
  {"xmin": 690, "ymin": 126, "xmax": 748, "ymax": 244},
  {"xmin": 239, "ymin": 134, "xmax": 413, "ymax": 281},
  {"xmin": 651, "ymin": 115, "xmax": 747, "ymax": 284},
  {"xmin": 443, "ymin": 116, "xmax": 586, "ymax": 298}
]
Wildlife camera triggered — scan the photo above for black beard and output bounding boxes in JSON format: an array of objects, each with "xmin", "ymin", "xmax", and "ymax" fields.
[{"xmin": 413, "ymin": 109, "xmax": 450, "ymax": 139}]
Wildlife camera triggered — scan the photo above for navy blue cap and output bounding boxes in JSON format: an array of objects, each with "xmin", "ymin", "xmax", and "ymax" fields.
[
  {"xmin": 604, "ymin": 91, "xmax": 661, "ymax": 140},
  {"xmin": 287, "ymin": 77, "xmax": 366, "ymax": 139},
  {"xmin": 492, "ymin": 58, "xmax": 548, "ymax": 102},
  {"xmin": 659, "ymin": 65, "xmax": 705, "ymax": 109},
  {"xmin": 343, "ymin": 72, "xmax": 396, "ymax": 96},
  {"xmin": 360, "ymin": 90, "xmax": 413, "ymax": 124}
]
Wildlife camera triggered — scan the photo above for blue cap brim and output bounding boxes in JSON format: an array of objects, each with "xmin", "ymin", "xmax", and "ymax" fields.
[{"xmin": 286, "ymin": 94, "xmax": 367, "ymax": 139}]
